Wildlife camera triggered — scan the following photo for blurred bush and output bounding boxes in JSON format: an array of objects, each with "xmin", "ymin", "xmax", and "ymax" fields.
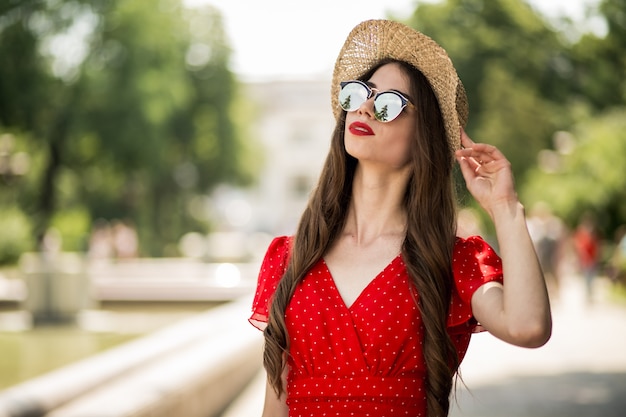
[
  {"xmin": 50, "ymin": 207, "xmax": 91, "ymax": 252},
  {"xmin": 0, "ymin": 208, "xmax": 33, "ymax": 265}
]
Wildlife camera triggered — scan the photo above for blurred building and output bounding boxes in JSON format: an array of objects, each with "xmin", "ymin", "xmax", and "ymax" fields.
[{"xmin": 242, "ymin": 77, "xmax": 335, "ymax": 236}]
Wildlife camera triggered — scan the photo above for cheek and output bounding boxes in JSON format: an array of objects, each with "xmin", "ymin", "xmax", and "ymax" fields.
[
  {"xmin": 385, "ymin": 127, "xmax": 414, "ymax": 167},
  {"xmin": 391, "ymin": 138, "xmax": 413, "ymax": 167}
]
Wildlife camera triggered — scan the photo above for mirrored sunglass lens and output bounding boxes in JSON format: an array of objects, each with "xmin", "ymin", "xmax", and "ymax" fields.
[
  {"xmin": 339, "ymin": 82, "xmax": 369, "ymax": 111},
  {"xmin": 374, "ymin": 92, "xmax": 404, "ymax": 122}
]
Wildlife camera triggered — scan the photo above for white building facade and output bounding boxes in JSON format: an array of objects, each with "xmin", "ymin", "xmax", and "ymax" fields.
[{"xmin": 243, "ymin": 77, "xmax": 336, "ymax": 236}]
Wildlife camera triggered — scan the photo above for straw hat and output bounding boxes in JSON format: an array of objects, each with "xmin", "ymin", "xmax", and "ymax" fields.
[{"xmin": 331, "ymin": 19, "xmax": 468, "ymax": 151}]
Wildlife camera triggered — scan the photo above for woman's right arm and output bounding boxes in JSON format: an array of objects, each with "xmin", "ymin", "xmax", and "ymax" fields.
[{"xmin": 261, "ymin": 373, "xmax": 289, "ymax": 417}]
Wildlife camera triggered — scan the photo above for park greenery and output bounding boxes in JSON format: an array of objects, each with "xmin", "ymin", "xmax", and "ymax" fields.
[
  {"xmin": 0, "ymin": 0, "xmax": 625, "ymax": 265},
  {"xmin": 0, "ymin": 0, "xmax": 257, "ymax": 261}
]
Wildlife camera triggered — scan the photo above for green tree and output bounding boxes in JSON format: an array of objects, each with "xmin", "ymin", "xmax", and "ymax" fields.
[
  {"xmin": 569, "ymin": 0, "xmax": 626, "ymax": 111},
  {"xmin": 403, "ymin": 0, "xmax": 573, "ymax": 180},
  {"xmin": 520, "ymin": 0, "xmax": 626, "ymax": 236},
  {"xmin": 521, "ymin": 108, "xmax": 626, "ymax": 236},
  {"xmin": 375, "ymin": 104, "xmax": 389, "ymax": 122},
  {"xmin": 0, "ymin": 0, "xmax": 254, "ymax": 258},
  {"xmin": 0, "ymin": 0, "xmax": 78, "ymax": 251}
]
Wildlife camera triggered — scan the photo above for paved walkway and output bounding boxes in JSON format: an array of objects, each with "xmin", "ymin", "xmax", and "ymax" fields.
[
  {"xmin": 449, "ymin": 275, "xmax": 626, "ymax": 417},
  {"xmin": 221, "ymin": 275, "xmax": 626, "ymax": 416}
]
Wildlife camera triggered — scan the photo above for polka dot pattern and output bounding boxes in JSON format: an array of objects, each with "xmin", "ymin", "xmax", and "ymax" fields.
[{"xmin": 249, "ymin": 235, "xmax": 503, "ymax": 416}]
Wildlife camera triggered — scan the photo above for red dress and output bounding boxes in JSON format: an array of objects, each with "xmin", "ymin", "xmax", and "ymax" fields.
[{"xmin": 250, "ymin": 235, "xmax": 503, "ymax": 417}]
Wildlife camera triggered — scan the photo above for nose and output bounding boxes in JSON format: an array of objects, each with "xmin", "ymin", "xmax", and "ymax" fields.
[{"xmin": 356, "ymin": 96, "xmax": 376, "ymax": 120}]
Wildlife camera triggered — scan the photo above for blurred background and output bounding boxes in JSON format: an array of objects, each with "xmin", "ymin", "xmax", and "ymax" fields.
[{"xmin": 0, "ymin": 0, "xmax": 625, "ymax": 416}]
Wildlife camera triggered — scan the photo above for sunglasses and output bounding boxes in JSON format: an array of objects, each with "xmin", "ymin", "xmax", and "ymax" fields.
[{"xmin": 338, "ymin": 80, "xmax": 415, "ymax": 123}]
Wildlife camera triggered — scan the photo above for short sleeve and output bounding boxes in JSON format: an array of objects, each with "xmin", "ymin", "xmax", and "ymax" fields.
[
  {"xmin": 249, "ymin": 236, "xmax": 292, "ymax": 330},
  {"xmin": 447, "ymin": 235, "xmax": 503, "ymax": 333}
]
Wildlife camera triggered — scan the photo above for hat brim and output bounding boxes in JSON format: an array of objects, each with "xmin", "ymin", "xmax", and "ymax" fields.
[{"xmin": 331, "ymin": 19, "xmax": 468, "ymax": 151}]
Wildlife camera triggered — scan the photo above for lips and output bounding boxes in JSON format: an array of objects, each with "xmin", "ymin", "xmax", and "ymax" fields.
[{"xmin": 348, "ymin": 121, "xmax": 374, "ymax": 136}]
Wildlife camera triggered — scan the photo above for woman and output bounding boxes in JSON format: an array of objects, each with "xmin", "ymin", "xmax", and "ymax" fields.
[{"xmin": 249, "ymin": 19, "xmax": 551, "ymax": 417}]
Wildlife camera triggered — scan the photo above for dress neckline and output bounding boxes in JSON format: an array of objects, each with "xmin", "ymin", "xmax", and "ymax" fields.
[{"xmin": 320, "ymin": 254, "xmax": 403, "ymax": 311}]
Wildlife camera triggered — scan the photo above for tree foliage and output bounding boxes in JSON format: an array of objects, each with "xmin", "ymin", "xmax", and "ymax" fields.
[
  {"xmin": 520, "ymin": 0, "xmax": 626, "ymax": 236},
  {"xmin": 0, "ymin": 0, "xmax": 253, "ymax": 258},
  {"xmin": 569, "ymin": 0, "xmax": 626, "ymax": 110},
  {"xmin": 404, "ymin": 0, "xmax": 572, "ymax": 180},
  {"xmin": 0, "ymin": 0, "xmax": 624, "ymax": 262},
  {"xmin": 521, "ymin": 108, "xmax": 626, "ymax": 237},
  {"xmin": 402, "ymin": 0, "xmax": 626, "ymax": 236}
]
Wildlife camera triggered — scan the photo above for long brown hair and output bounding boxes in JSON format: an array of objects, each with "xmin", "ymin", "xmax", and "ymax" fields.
[{"xmin": 264, "ymin": 59, "xmax": 459, "ymax": 417}]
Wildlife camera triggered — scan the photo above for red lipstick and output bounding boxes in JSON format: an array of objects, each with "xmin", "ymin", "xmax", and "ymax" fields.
[{"xmin": 348, "ymin": 121, "xmax": 374, "ymax": 136}]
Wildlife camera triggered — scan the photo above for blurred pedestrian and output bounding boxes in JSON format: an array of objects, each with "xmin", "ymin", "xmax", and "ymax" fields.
[
  {"xmin": 573, "ymin": 212, "xmax": 601, "ymax": 303},
  {"xmin": 527, "ymin": 201, "xmax": 566, "ymax": 300},
  {"xmin": 250, "ymin": 20, "xmax": 552, "ymax": 417},
  {"xmin": 87, "ymin": 219, "xmax": 113, "ymax": 261},
  {"xmin": 112, "ymin": 219, "xmax": 138, "ymax": 259}
]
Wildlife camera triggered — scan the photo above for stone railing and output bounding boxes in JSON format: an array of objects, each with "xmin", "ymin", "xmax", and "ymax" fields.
[
  {"xmin": 0, "ymin": 297, "xmax": 263, "ymax": 417},
  {"xmin": 15, "ymin": 253, "xmax": 260, "ymax": 325}
]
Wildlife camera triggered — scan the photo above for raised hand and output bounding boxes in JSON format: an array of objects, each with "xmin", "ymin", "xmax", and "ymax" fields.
[{"xmin": 454, "ymin": 129, "xmax": 519, "ymax": 219}]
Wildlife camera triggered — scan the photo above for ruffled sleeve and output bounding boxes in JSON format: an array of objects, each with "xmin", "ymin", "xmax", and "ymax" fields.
[
  {"xmin": 249, "ymin": 235, "xmax": 292, "ymax": 330},
  {"xmin": 447, "ymin": 235, "xmax": 503, "ymax": 334}
]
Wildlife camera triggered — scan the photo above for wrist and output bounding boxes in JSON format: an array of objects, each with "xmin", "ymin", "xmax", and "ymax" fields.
[{"xmin": 488, "ymin": 199, "xmax": 525, "ymax": 225}]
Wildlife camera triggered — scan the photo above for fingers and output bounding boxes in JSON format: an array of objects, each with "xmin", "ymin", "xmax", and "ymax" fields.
[
  {"xmin": 456, "ymin": 129, "xmax": 513, "ymax": 182},
  {"xmin": 456, "ymin": 129, "xmax": 506, "ymax": 165},
  {"xmin": 456, "ymin": 153, "xmax": 478, "ymax": 182},
  {"xmin": 460, "ymin": 128, "xmax": 474, "ymax": 148},
  {"xmin": 457, "ymin": 130, "xmax": 480, "ymax": 170},
  {"xmin": 457, "ymin": 143, "xmax": 501, "ymax": 162}
]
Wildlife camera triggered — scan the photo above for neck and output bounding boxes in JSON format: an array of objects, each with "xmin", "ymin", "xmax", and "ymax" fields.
[{"xmin": 344, "ymin": 164, "xmax": 410, "ymax": 246}]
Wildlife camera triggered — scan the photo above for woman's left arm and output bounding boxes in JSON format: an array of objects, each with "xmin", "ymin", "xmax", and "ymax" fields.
[{"xmin": 455, "ymin": 129, "xmax": 552, "ymax": 348}]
